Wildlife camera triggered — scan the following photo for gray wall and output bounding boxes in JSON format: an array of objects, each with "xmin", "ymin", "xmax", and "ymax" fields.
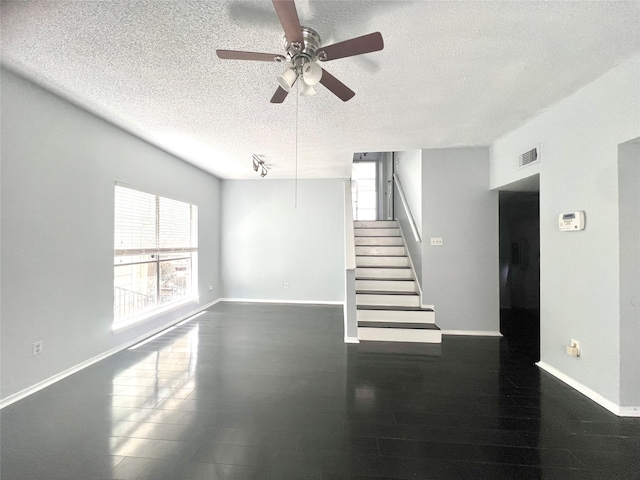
[
  {"xmin": 393, "ymin": 150, "xmax": 423, "ymax": 287},
  {"xmin": 221, "ymin": 179, "xmax": 345, "ymax": 303},
  {"xmin": 490, "ymin": 55, "xmax": 639, "ymax": 405},
  {"xmin": 394, "ymin": 181, "xmax": 423, "ymax": 288},
  {"xmin": 421, "ymin": 147, "xmax": 499, "ymax": 332},
  {"xmin": 1, "ymin": 69, "xmax": 222, "ymax": 401},
  {"xmin": 619, "ymin": 138, "xmax": 640, "ymax": 408},
  {"xmin": 394, "ymin": 150, "xmax": 422, "ymax": 233}
]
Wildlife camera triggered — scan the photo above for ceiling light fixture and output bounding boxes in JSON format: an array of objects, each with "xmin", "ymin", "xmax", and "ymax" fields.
[
  {"xmin": 302, "ymin": 62, "xmax": 322, "ymax": 86},
  {"xmin": 276, "ymin": 67, "xmax": 298, "ymax": 92},
  {"xmin": 300, "ymin": 81, "xmax": 317, "ymax": 96},
  {"xmin": 252, "ymin": 154, "xmax": 270, "ymax": 178}
]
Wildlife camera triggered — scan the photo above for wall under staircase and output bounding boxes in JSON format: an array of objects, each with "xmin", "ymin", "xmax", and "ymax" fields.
[{"xmin": 354, "ymin": 220, "xmax": 441, "ymax": 343}]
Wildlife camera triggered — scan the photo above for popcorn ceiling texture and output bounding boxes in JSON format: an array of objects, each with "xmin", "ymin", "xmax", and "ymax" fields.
[{"xmin": 2, "ymin": 0, "xmax": 639, "ymax": 179}]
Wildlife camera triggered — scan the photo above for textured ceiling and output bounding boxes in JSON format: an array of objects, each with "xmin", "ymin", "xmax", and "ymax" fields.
[{"xmin": 2, "ymin": 1, "xmax": 639, "ymax": 179}]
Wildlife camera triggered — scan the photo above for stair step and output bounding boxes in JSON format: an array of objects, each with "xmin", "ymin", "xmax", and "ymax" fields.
[
  {"xmin": 355, "ymin": 236, "xmax": 404, "ymax": 246},
  {"xmin": 356, "ymin": 256, "xmax": 408, "ymax": 267},
  {"xmin": 355, "ymin": 267, "xmax": 413, "ymax": 280},
  {"xmin": 355, "ymin": 246, "xmax": 405, "ymax": 256},
  {"xmin": 357, "ymin": 307, "xmax": 435, "ymax": 324},
  {"xmin": 358, "ymin": 321, "xmax": 439, "ymax": 330},
  {"xmin": 357, "ymin": 305, "xmax": 433, "ymax": 312},
  {"xmin": 355, "ymin": 228, "xmax": 400, "ymax": 237},
  {"xmin": 354, "ymin": 220, "xmax": 397, "ymax": 228},
  {"xmin": 357, "ymin": 323, "xmax": 442, "ymax": 343},
  {"xmin": 356, "ymin": 279, "xmax": 416, "ymax": 293},
  {"xmin": 357, "ymin": 293, "xmax": 420, "ymax": 307}
]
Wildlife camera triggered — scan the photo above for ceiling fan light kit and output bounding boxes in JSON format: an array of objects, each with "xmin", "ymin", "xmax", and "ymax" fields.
[
  {"xmin": 216, "ymin": 0, "xmax": 384, "ymax": 103},
  {"xmin": 277, "ymin": 67, "xmax": 298, "ymax": 92},
  {"xmin": 300, "ymin": 82, "xmax": 317, "ymax": 96}
]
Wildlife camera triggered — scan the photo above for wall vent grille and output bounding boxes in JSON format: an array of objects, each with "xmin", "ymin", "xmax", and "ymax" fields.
[{"xmin": 519, "ymin": 147, "xmax": 539, "ymax": 167}]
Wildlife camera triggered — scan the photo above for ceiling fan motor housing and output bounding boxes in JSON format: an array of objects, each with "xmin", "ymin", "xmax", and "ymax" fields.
[{"xmin": 284, "ymin": 27, "xmax": 321, "ymax": 69}]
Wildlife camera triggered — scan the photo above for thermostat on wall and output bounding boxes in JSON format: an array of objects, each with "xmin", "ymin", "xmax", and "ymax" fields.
[{"xmin": 558, "ymin": 211, "xmax": 585, "ymax": 231}]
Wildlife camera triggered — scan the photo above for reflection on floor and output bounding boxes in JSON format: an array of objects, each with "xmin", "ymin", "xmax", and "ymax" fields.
[{"xmin": 2, "ymin": 302, "xmax": 639, "ymax": 479}]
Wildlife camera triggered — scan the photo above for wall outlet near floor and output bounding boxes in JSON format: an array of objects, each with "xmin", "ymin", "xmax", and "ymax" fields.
[
  {"xmin": 430, "ymin": 237, "xmax": 443, "ymax": 246},
  {"xmin": 566, "ymin": 339, "xmax": 580, "ymax": 357},
  {"xmin": 283, "ymin": 282, "xmax": 289, "ymax": 289},
  {"xmin": 32, "ymin": 340, "xmax": 43, "ymax": 356},
  {"xmin": 208, "ymin": 285, "xmax": 213, "ymax": 291}
]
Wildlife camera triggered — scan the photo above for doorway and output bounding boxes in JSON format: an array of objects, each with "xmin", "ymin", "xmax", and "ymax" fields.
[
  {"xmin": 351, "ymin": 152, "xmax": 394, "ymax": 221},
  {"xmin": 351, "ymin": 161, "xmax": 377, "ymax": 220},
  {"xmin": 499, "ymin": 178, "xmax": 540, "ymax": 362}
]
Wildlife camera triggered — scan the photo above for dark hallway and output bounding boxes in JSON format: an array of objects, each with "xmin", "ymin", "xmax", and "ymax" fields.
[{"xmin": 499, "ymin": 189, "xmax": 540, "ymax": 364}]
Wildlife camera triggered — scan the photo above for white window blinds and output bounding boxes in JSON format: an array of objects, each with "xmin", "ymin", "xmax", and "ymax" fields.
[{"xmin": 114, "ymin": 185, "xmax": 198, "ymax": 255}]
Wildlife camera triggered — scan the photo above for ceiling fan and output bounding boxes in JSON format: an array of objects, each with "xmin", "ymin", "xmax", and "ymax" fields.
[{"xmin": 216, "ymin": 0, "xmax": 384, "ymax": 103}]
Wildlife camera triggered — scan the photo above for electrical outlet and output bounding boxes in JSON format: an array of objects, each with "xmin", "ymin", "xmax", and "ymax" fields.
[
  {"xmin": 33, "ymin": 340, "xmax": 43, "ymax": 356},
  {"xmin": 430, "ymin": 237, "xmax": 443, "ymax": 246},
  {"xmin": 208, "ymin": 285, "xmax": 213, "ymax": 291},
  {"xmin": 566, "ymin": 339, "xmax": 580, "ymax": 357},
  {"xmin": 283, "ymin": 282, "xmax": 289, "ymax": 289}
]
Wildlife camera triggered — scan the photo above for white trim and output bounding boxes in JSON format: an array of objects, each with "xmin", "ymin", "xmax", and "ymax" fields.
[
  {"xmin": 220, "ymin": 298, "xmax": 344, "ymax": 306},
  {"xmin": 619, "ymin": 406, "xmax": 640, "ymax": 417},
  {"xmin": 441, "ymin": 330, "xmax": 503, "ymax": 337},
  {"xmin": 344, "ymin": 336, "xmax": 360, "ymax": 344},
  {"xmin": 0, "ymin": 299, "xmax": 221, "ymax": 410},
  {"xmin": 111, "ymin": 297, "xmax": 199, "ymax": 334},
  {"xmin": 536, "ymin": 361, "xmax": 640, "ymax": 417}
]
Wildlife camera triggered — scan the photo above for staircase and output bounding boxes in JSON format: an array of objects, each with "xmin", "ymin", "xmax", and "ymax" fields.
[{"xmin": 355, "ymin": 220, "xmax": 442, "ymax": 343}]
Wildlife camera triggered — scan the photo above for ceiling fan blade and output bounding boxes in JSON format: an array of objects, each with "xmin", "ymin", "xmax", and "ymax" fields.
[
  {"xmin": 216, "ymin": 50, "xmax": 285, "ymax": 62},
  {"xmin": 319, "ymin": 68, "xmax": 355, "ymax": 102},
  {"xmin": 270, "ymin": 86, "xmax": 289, "ymax": 104},
  {"xmin": 318, "ymin": 32, "xmax": 384, "ymax": 62},
  {"xmin": 272, "ymin": 0, "xmax": 303, "ymax": 45}
]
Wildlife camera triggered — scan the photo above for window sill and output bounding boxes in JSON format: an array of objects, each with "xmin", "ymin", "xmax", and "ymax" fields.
[{"xmin": 111, "ymin": 297, "xmax": 199, "ymax": 334}]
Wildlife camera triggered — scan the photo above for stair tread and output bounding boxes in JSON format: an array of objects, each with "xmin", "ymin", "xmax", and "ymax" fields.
[
  {"xmin": 358, "ymin": 321, "xmax": 440, "ymax": 330},
  {"xmin": 356, "ymin": 279, "xmax": 415, "ymax": 282},
  {"xmin": 357, "ymin": 291, "xmax": 418, "ymax": 296},
  {"xmin": 357, "ymin": 265, "xmax": 411, "ymax": 270},
  {"xmin": 357, "ymin": 305, "xmax": 434, "ymax": 312}
]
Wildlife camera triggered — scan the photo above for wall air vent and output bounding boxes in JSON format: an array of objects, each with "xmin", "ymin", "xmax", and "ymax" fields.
[{"xmin": 519, "ymin": 146, "xmax": 540, "ymax": 168}]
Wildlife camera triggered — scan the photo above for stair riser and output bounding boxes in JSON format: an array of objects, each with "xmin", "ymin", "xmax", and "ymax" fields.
[
  {"xmin": 355, "ymin": 228, "xmax": 400, "ymax": 237},
  {"xmin": 358, "ymin": 327, "xmax": 442, "ymax": 343},
  {"xmin": 357, "ymin": 310, "xmax": 435, "ymax": 324},
  {"xmin": 355, "ymin": 268, "xmax": 413, "ymax": 280},
  {"xmin": 355, "ymin": 237, "xmax": 404, "ymax": 246},
  {"xmin": 356, "ymin": 246, "xmax": 405, "ymax": 256},
  {"xmin": 356, "ymin": 280, "xmax": 416, "ymax": 293},
  {"xmin": 357, "ymin": 294, "xmax": 420, "ymax": 307},
  {"xmin": 356, "ymin": 257, "xmax": 408, "ymax": 267},
  {"xmin": 354, "ymin": 221, "xmax": 397, "ymax": 228}
]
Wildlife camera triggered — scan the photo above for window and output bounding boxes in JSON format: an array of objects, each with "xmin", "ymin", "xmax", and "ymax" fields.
[{"xmin": 114, "ymin": 185, "xmax": 198, "ymax": 328}]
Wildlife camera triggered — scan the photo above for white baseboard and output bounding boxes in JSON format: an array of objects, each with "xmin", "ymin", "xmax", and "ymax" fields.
[
  {"xmin": 344, "ymin": 336, "xmax": 360, "ymax": 344},
  {"xmin": 619, "ymin": 406, "xmax": 640, "ymax": 417},
  {"xmin": 220, "ymin": 297, "xmax": 344, "ymax": 306},
  {"xmin": 536, "ymin": 361, "xmax": 640, "ymax": 417},
  {"xmin": 0, "ymin": 299, "xmax": 222, "ymax": 410},
  {"xmin": 441, "ymin": 330, "xmax": 503, "ymax": 337}
]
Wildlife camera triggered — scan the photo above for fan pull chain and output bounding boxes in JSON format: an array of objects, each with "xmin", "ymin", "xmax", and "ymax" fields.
[{"xmin": 295, "ymin": 76, "xmax": 299, "ymax": 209}]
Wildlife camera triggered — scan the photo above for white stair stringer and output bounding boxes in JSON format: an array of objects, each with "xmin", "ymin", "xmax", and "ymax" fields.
[{"xmin": 353, "ymin": 220, "xmax": 441, "ymax": 344}]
